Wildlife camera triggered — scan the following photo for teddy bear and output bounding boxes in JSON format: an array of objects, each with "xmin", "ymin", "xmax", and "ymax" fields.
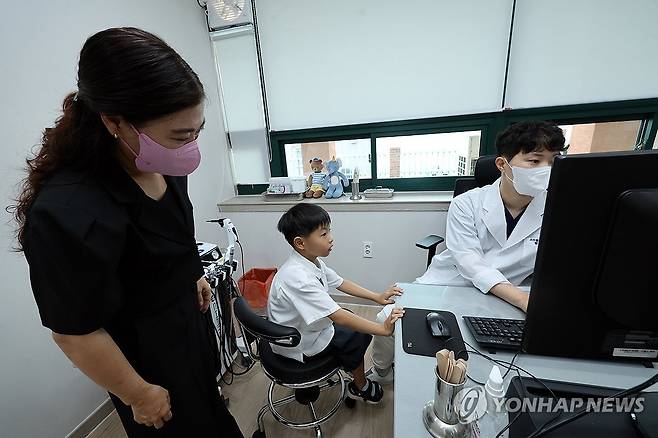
[
  {"xmin": 322, "ymin": 158, "xmax": 349, "ymax": 198},
  {"xmin": 305, "ymin": 157, "xmax": 326, "ymax": 198}
]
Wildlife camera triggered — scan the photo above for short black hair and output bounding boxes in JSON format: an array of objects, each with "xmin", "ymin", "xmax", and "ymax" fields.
[
  {"xmin": 496, "ymin": 121, "xmax": 566, "ymax": 160},
  {"xmin": 277, "ymin": 203, "xmax": 331, "ymax": 246}
]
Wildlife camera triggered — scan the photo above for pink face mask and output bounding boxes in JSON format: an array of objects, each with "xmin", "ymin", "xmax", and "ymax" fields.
[{"xmin": 119, "ymin": 125, "xmax": 201, "ymax": 176}]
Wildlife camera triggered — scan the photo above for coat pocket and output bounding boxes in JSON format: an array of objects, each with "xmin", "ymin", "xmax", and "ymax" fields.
[{"xmin": 521, "ymin": 237, "xmax": 540, "ymax": 267}]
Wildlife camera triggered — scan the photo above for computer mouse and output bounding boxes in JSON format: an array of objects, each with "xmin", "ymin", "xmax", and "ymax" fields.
[{"xmin": 426, "ymin": 312, "xmax": 451, "ymax": 338}]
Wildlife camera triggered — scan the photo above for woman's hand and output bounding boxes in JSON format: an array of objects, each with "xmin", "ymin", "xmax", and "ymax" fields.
[
  {"xmin": 197, "ymin": 276, "xmax": 212, "ymax": 313},
  {"xmin": 376, "ymin": 284, "xmax": 404, "ymax": 305},
  {"xmin": 129, "ymin": 383, "xmax": 172, "ymax": 429}
]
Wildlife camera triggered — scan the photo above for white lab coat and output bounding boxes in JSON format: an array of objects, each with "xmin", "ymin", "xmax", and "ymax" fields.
[{"xmin": 416, "ymin": 178, "xmax": 545, "ymax": 293}]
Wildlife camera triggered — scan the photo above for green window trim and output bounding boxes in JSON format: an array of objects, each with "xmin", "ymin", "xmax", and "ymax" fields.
[{"xmin": 236, "ymin": 98, "xmax": 658, "ymax": 195}]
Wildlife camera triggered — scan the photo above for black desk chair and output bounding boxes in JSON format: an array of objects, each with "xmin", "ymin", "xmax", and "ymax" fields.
[
  {"xmin": 233, "ymin": 297, "xmax": 352, "ymax": 438},
  {"xmin": 416, "ymin": 155, "xmax": 500, "ymax": 267}
]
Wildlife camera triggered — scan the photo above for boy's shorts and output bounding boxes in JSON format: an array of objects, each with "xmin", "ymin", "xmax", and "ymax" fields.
[{"xmin": 305, "ymin": 325, "xmax": 372, "ymax": 371}]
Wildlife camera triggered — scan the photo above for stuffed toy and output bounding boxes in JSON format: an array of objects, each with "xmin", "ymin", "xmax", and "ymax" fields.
[
  {"xmin": 322, "ymin": 158, "xmax": 349, "ymax": 198},
  {"xmin": 305, "ymin": 157, "xmax": 326, "ymax": 198}
]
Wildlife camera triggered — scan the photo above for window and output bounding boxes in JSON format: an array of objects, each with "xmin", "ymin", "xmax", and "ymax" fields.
[
  {"xmin": 560, "ymin": 120, "xmax": 642, "ymax": 155},
  {"xmin": 375, "ymin": 131, "xmax": 481, "ymax": 178},
  {"xmin": 246, "ymin": 98, "xmax": 658, "ymax": 195},
  {"xmin": 284, "ymin": 139, "xmax": 372, "ymax": 180}
]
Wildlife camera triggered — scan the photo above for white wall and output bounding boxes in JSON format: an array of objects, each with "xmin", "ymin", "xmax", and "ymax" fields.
[
  {"xmin": 0, "ymin": 1, "xmax": 234, "ymax": 436},
  {"xmin": 226, "ymin": 210, "xmax": 448, "ymax": 293}
]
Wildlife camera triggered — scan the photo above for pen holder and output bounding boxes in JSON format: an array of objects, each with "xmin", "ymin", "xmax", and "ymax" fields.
[
  {"xmin": 434, "ymin": 367, "xmax": 465, "ymax": 424},
  {"xmin": 422, "ymin": 367, "xmax": 472, "ymax": 438}
]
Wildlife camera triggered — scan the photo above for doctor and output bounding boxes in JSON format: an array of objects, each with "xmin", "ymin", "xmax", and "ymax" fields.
[
  {"xmin": 367, "ymin": 121, "xmax": 566, "ymax": 384},
  {"xmin": 416, "ymin": 120, "xmax": 566, "ymax": 311}
]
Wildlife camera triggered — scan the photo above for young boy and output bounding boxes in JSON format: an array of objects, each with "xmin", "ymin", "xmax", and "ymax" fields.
[
  {"xmin": 368, "ymin": 120, "xmax": 566, "ymax": 384},
  {"xmin": 267, "ymin": 203, "xmax": 405, "ymax": 403}
]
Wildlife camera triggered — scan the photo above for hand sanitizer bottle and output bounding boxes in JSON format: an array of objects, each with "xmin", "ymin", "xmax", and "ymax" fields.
[{"xmin": 474, "ymin": 365, "xmax": 509, "ymax": 437}]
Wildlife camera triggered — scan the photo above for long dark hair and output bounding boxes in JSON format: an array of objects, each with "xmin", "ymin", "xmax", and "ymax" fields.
[{"xmin": 11, "ymin": 27, "xmax": 205, "ymax": 249}]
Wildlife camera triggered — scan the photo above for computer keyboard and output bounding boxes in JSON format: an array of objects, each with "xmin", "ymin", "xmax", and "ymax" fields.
[{"xmin": 463, "ymin": 316, "xmax": 525, "ymax": 351}]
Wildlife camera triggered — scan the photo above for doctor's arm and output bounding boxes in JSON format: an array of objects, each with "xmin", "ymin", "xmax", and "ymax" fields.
[
  {"xmin": 490, "ymin": 283, "xmax": 529, "ymax": 312},
  {"xmin": 52, "ymin": 329, "xmax": 172, "ymax": 428},
  {"xmin": 446, "ymin": 200, "xmax": 529, "ymax": 312}
]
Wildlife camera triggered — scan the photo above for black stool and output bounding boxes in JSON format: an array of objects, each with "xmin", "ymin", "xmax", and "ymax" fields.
[{"xmin": 233, "ymin": 297, "xmax": 353, "ymax": 438}]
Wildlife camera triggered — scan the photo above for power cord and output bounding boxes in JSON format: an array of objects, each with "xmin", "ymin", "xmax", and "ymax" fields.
[
  {"xmin": 236, "ymin": 239, "xmax": 246, "ymax": 293},
  {"xmin": 503, "ymin": 350, "xmax": 520, "ymax": 379},
  {"xmin": 527, "ymin": 371, "xmax": 658, "ymax": 437},
  {"xmin": 462, "ymin": 340, "xmax": 559, "ymax": 401},
  {"xmin": 206, "ymin": 235, "xmax": 256, "ymax": 385},
  {"xmin": 455, "ymin": 342, "xmax": 519, "ymax": 386},
  {"xmin": 211, "ymin": 278, "xmax": 256, "ymax": 385},
  {"xmin": 462, "ymin": 340, "xmax": 658, "ymax": 438},
  {"xmin": 211, "ymin": 281, "xmax": 236, "ymax": 385},
  {"xmin": 493, "ymin": 368, "xmax": 525, "ymax": 438},
  {"xmin": 460, "ymin": 340, "xmax": 561, "ymax": 437},
  {"xmin": 204, "ymin": 218, "xmax": 258, "ymax": 384}
]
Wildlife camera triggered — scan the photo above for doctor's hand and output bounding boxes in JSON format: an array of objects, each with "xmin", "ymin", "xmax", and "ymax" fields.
[
  {"xmin": 376, "ymin": 284, "xmax": 404, "ymax": 305},
  {"xmin": 130, "ymin": 383, "xmax": 172, "ymax": 429},
  {"xmin": 197, "ymin": 276, "xmax": 212, "ymax": 313},
  {"xmin": 519, "ymin": 293, "xmax": 529, "ymax": 313},
  {"xmin": 382, "ymin": 307, "xmax": 405, "ymax": 336}
]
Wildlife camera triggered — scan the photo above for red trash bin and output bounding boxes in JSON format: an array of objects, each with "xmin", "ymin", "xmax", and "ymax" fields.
[{"xmin": 237, "ymin": 268, "xmax": 277, "ymax": 311}]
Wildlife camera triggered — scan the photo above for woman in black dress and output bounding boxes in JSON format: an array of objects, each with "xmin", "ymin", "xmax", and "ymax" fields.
[{"xmin": 14, "ymin": 27, "xmax": 243, "ymax": 437}]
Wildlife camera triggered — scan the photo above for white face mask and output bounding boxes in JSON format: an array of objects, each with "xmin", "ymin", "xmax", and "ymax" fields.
[{"xmin": 503, "ymin": 159, "xmax": 551, "ymax": 197}]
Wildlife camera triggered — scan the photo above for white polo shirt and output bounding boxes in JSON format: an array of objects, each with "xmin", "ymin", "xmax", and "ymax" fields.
[{"xmin": 267, "ymin": 251, "xmax": 343, "ymax": 362}]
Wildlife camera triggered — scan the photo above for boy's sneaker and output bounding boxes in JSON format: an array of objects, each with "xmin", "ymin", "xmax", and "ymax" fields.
[
  {"xmin": 365, "ymin": 366, "xmax": 394, "ymax": 385},
  {"xmin": 348, "ymin": 378, "xmax": 384, "ymax": 404}
]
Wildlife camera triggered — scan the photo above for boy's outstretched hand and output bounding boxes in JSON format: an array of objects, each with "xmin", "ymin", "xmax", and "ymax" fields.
[
  {"xmin": 383, "ymin": 307, "xmax": 405, "ymax": 336},
  {"xmin": 376, "ymin": 284, "xmax": 404, "ymax": 305}
]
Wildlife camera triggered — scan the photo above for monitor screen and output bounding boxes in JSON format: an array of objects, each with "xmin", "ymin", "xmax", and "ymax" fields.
[{"xmin": 523, "ymin": 150, "xmax": 658, "ymax": 361}]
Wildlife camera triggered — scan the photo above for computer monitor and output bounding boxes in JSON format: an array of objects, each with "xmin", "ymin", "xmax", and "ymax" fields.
[{"xmin": 523, "ymin": 149, "xmax": 658, "ymax": 362}]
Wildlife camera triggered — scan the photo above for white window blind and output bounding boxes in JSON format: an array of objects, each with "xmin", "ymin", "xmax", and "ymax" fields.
[
  {"xmin": 505, "ymin": 0, "xmax": 658, "ymax": 109},
  {"xmin": 212, "ymin": 27, "xmax": 270, "ymax": 184},
  {"xmin": 256, "ymin": 0, "xmax": 514, "ymax": 131}
]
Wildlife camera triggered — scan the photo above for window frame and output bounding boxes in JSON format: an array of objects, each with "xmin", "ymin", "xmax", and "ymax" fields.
[{"xmin": 236, "ymin": 98, "xmax": 658, "ymax": 195}]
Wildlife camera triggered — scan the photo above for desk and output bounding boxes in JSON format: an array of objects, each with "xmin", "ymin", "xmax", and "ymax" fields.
[{"xmin": 393, "ymin": 282, "xmax": 658, "ymax": 438}]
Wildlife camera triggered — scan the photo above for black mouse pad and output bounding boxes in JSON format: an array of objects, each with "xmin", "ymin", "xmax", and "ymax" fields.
[{"xmin": 401, "ymin": 308, "xmax": 468, "ymax": 360}]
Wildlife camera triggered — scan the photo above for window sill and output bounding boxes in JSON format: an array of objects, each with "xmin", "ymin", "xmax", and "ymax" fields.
[{"xmin": 218, "ymin": 191, "xmax": 453, "ymax": 212}]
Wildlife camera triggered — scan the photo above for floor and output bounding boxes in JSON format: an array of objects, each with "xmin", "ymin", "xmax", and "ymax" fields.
[{"xmin": 88, "ymin": 304, "xmax": 394, "ymax": 438}]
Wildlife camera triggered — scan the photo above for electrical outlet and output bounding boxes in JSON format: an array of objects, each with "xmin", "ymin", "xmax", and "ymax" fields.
[{"xmin": 362, "ymin": 241, "xmax": 373, "ymax": 258}]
